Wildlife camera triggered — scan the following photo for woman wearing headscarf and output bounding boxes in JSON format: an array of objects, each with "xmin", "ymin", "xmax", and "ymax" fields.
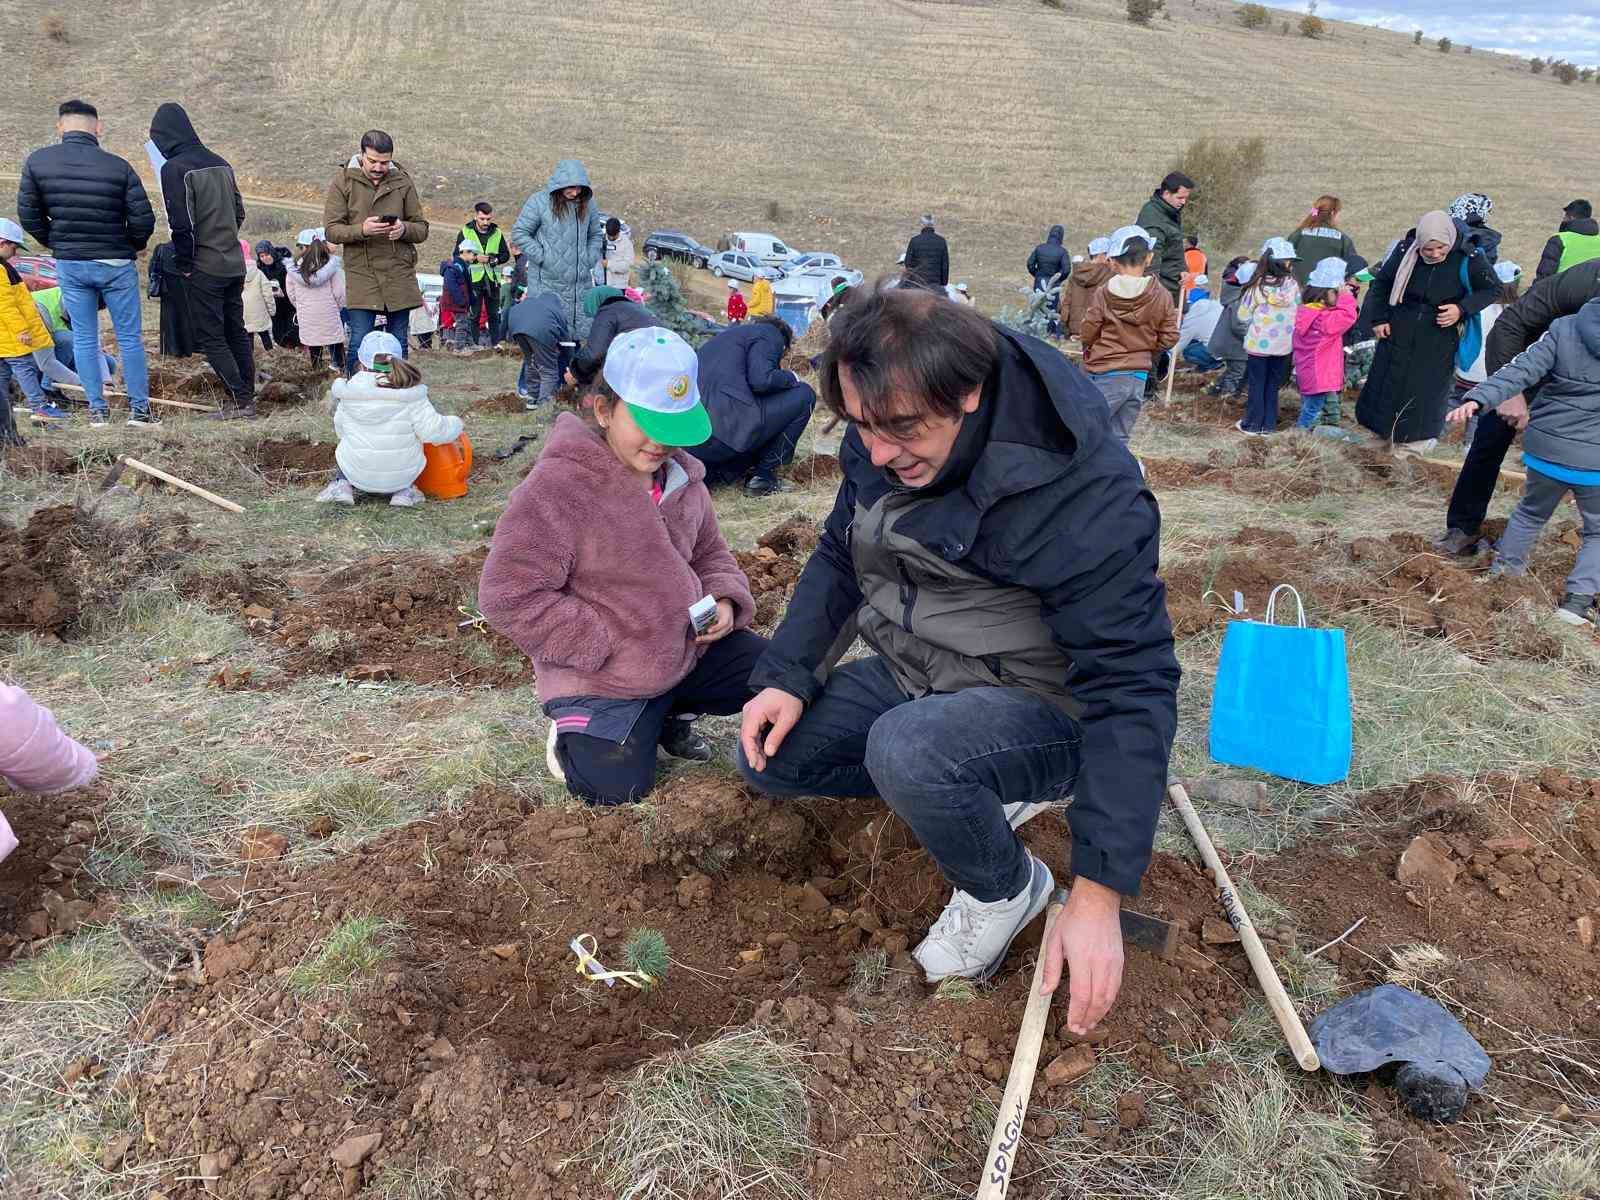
[
  {"xmin": 254, "ymin": 241, "xmax": 300, "ymax": 347},
  {"xmin": 1448, "ymin": 193, "xmax": 1501, "ymax": 264},
  {"xmin": 1355, "ymin": 211, "xmax": 1499, "ymax": 451},
  {"xmin": 511, "ymin": 160, "xmax": 605, "ymax": 340}
]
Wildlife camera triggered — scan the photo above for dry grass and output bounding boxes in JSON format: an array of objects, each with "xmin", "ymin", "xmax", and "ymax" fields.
[{"xmin": 0, "ymin": 0, "xmax": 1588, "ymax": 302}]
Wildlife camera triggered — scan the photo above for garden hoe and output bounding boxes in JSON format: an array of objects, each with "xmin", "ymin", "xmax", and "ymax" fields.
[
  {"xmin": 91, "ymin": 456, "xmax": 244, "ymax": 514},
  {"xmin": 975, "ymin": 898, "xmax": 1177, "ymax": 1199}
]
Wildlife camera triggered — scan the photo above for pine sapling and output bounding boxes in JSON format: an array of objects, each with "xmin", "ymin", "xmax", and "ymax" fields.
[{"xmin": 624, "ymin": 927, "xmax": 670, "ymax": 987}]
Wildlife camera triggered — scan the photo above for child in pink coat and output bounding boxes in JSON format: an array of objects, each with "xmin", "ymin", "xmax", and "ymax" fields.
[
  {"xmin": 0, "ymin": 684, "xmax": 99, "ymax": 863},
  {"xmin": 1293, "ymin": 257, "xmax": 1360, "ymax": 431}
]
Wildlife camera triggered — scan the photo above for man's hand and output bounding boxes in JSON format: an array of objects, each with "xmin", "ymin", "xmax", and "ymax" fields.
[
  {"xmin": 1039, "ymin": 877, "xmax": 1124, "ymax": 1036},
  {"xmin": 563, "ymin": 368, "xmax": 577, "ymax": 387},
  {"xmin": 739, "ymin": 687, "xmax": 804, "ymax": 772},
  {"xmin": 694, "ymin": 599, "xmax": 735, "ymax": 645},
  {"xmin": 1445, "ymin": 401, "xmax": 1478, "ymax": 425},
  {"xmin": 361, "ymin": 216, "xmax": 388, "ymax": 237},
  {"xmin": 1436, "ymin": 303, "xmax": 1462, "ymax": 328},
  {"xmin": 1498, "ymin": 392, "xmax": 1531, "ymax": 431},
  {"xmin": 1373, "ymin": 322, "xmax": 1391, "ymax": 340},
  {"xmin": 386, "ymin": 220, "xmax": 406, "ymax": 242}
]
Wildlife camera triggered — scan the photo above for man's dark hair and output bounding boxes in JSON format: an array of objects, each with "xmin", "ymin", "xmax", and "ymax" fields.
[
  {"xmin": 818, "ymin": 281, "xmax": 998, "ymax": 425},
  {"xmin": 1113, "ymin": 238, "xmax": 1152, "ymax": 267},
  {"xmin": 359, "ymin": 129, "xmax": 394, "ymax": 155},
  {"xmin": 59, "ymin": 99, "xmax": 98, "ymax": 119},
  {"xmin": 1185, "ymin": 234, "xmax": 1199, "ymax": 248},
  {"xmin": 1566, "ymin": 199, "xmax": 1593, "ymax": 220},
  {"xmin": 1160, "ymin": 171, "xmax": 1196, "ymax": 195},
  {"xmin": 605, "ymin": 216, "xmax": 621, "ymax": 238},
  {"xmin": 473, "ymin": 200, "xmax": 492, "ymax": 215},
  {"xmin": 754, "ymin": 313, "xmax": 793, "ymax": 351}
]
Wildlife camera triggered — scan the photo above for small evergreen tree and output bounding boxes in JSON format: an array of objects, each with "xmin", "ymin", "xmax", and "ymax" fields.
[
  {"xmin": 1437, "ymin": 36, "xmax": 1451, "ymax": 53},
  {"xmin": 1554, "ymin": 60, "xmax": 1579, "ymax": 84},
  {"xmin": 638, "ymin": 260, "xmax": 711, "ymax": 346},
  {"xmin": 1125, "ymin": 0, "xmax": 1163, "ymax": 26},
  {"xmin": 1412, "ymin": 29, "xmax": 1422, "ymax": 45},
  {"xmin": 1530, "ymin": 57, "xmax": 1545, "ymax": 74},
  {"xmin": 1237, "ymin": 3, "xmax": 1268, "ymax": 29},
  {"xmin": 1299, "ymin": 13, "xmax": 1325, "ymax": 38},
  {"xmin": 996, "ymin": 279, "xmax": 1061, "ymax": 339}
]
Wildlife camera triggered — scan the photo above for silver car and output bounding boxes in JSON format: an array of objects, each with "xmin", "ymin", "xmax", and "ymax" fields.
[{"xmin": 709, "ymin": 250, "xmax": 777, "ymax": 282}]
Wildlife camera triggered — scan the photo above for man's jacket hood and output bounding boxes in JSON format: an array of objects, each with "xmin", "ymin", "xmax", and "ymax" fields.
[{"xmin": 150, "ymin": 103, "xmax": 202, "ymax": 157}]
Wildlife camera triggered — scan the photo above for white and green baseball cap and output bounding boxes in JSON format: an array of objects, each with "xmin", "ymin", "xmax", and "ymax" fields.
[{"xmin": 601, "ymin": 327, "xmax": 712, "ymax": 447}]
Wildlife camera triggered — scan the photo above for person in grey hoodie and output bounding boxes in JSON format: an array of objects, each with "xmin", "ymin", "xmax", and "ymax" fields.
[
  {"xmin": 149, "ymin": 102, "xmax": 254, "ymax": 415},
  {"xmin": 1448, "ymin": 294, "xmax": 1600, "ymax": 626},
  {"xmin": 1204, "ymin": 260, "xmax": 1253, "ymax": 397},
  {"xmin": 511, "ymin": 160, "xmax": 605, "ymax": 340}
]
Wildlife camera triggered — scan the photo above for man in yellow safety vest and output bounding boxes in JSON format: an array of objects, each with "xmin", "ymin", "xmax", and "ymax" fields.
[{"xmin": 454, "ymin": 201, "xmax": 511, "ymax": 346}]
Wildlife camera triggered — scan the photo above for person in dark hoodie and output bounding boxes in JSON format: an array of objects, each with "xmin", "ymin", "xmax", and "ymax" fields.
[
  {"xmin": 737, "ymin": 283, "xmax": 1179, "ymax": 1014},
  {"xmin": 149, "ymin": 102, "xmax": 255, "ymax": 418},
  {"xmin": 567, "ymin": 286, "xmax": 655, "ymax": 386},
  {"xmin": 902, "ymin": 213, "xmax": 950, "ymax": 290},
  {"xmin": 1536, "ymin": 200, "xmax": 1600, "ymax": 280},
  {"xmin": 689, "ymin": 315, "xmax": 817, "ymax": 496},
  {"xmin": 1027, "ymin": 224, "xmax": 1070, "ymax": 337},
  {"xmin": 1448, "ymin": 193, "xmax": 1501, "ymax": 265}
]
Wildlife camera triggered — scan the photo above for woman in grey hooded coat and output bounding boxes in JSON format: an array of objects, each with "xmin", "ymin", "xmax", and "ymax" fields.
[{"xmin": 512, "ymin": 160, "xmax": 605, "ymax": 339}]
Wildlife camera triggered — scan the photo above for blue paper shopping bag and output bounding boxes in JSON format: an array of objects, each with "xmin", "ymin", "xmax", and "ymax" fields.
[{"xmin": 1208, "ymin": 585, "xmax": 1351, "ymax": 785}]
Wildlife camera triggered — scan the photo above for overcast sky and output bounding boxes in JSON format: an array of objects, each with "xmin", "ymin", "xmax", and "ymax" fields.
[{"xmin": 1314, "ymin": 2, "xmax": 1600, "ymax": 66}]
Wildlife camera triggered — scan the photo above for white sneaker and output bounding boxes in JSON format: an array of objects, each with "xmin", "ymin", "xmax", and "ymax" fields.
[
  {"xmin": 546, "ymin": 723, "xmax": 566, "ymax": 782},
  {"xmin": 316, "ymin": 479, "xmax": 356, "ymax": 506},
  {"xmin": 913, "ymin": 852, "xmax": 1054, "ymax": 983},
  {"xmin": 1003, "ymin": 800, "xmax": 1055, "ymax": 830},
  {"xmin": 389, "ymin": 485, "xmax": 425, "ymax": 507}
]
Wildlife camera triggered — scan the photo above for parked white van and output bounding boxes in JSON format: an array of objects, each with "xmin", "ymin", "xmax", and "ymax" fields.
[{"xmin": 729, "ymin": 232, "xmax": 794, "ymax": 269}]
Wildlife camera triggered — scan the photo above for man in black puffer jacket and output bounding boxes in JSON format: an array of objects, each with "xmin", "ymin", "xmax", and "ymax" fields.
[
  {"xmin": 18, "ymin": 98, "xmax": 157, "ymax": 425},
  {"xmin": 689, "ymin": 316, "xmax": 816, "ymax": 496},
  {"xmin": 1027, "ymin": 224, "xmax": 1070, "ymax": 337},
  {"xmin": 902, "ymin": 214, "xmax": 949, "ymax": 290},
  {"xmin": 149, "ymin": 102, "xmax": 255, "ymax": 417},
  {"xmin": 1435, "ymin": 255, "xmax": 1600, "ymax": 554}
]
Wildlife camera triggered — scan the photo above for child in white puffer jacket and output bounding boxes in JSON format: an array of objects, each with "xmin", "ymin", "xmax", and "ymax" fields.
[{"xmin": 318, "ymin": 331, "xmax": 464, "ymax": 507}]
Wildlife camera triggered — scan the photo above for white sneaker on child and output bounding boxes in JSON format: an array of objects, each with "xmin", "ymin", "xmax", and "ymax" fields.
[
  {"xmin": 913, "ymin": 852, "xmax": 1054, "ymax": 983},
  {"xmin": 389, "ymin": 485, "xmax": 425, "ymax": 507},
  {"xmin": 316, "ymin": 479, "xmax": 355, "ymax": 506},
  {"xmin": 545, "ymin": 723, "xmax": 566, "ymax": 783}
]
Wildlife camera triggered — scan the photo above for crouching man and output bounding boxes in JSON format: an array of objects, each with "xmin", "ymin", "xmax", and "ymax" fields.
[{"xmin": 738, "ymin": 283, "xmax": 1179, "ymax": 1034}]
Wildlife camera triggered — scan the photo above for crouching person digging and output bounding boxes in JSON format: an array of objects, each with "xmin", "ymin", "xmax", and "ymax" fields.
[{"xmin": 738, "ymin": 284, "xmax": 1179, "ymax": 1032}]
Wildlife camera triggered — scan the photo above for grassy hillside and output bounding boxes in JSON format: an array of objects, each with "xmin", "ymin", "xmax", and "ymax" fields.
[{"xmin": 6, "ymin": 0, "xmax": 1591, "ymax": 296}]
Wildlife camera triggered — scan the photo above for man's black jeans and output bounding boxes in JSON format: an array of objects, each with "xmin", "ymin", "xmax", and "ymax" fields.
[
  {"xmin": 187, "ymin": 270, "xmax": 253, "ymax": 404},
  {"xmin": 1445, "ymin": 409, "xmax": 1519, "ymax": 536},
  {"xmin": 738, "ymin": 657, "xmax": 1081, "ymax": 903}
]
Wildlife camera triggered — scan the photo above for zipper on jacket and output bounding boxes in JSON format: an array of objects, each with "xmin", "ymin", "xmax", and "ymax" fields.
[{"xmin": 897, "ymin": 562, "xmax": 918, "ymax": 627}]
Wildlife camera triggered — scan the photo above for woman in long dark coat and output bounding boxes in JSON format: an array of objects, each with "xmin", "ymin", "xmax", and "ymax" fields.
[
  {"xmin": 254, "ymin": 241, "xmax": 300, "ymax": 348},
  {"xmin": 147, "ymin": 241, "xmax": 198, "ymax": 358},
  {"xmin": 1356, "ymin": 210, "xmax": 1498, "ymax": 449}
]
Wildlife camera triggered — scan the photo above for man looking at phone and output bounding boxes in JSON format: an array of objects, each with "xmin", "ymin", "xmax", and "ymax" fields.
[
  {"xmin": 324, "ymin": 129, "xmax": 429, "ymax": 375},
  {"xmin": 737, "ymin": 284, "xmax": 1179, "ymax": 1035}
]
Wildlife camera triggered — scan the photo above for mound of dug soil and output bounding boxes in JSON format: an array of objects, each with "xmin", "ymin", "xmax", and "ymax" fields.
[
  {"xmin": 786, "ymin": 452, "xmax": 842, "ymax": 486},
  {"xmin": 250, "ymin": 438, "xmax": 339, "ymax": 484},
  {"xmin": 469, "ymin": 390, "xmax": 525, "ymax": 415},
  {"xmin": 3, "ymin": 443, "xmax": 79, "ymax": 475},
  {"xmin": 0, "ymin": 504, "xmax": 193, "ymax": 635},
  {"xmin": 189, "ymin": 550, "xmax": 529, "ymax": 686},
  {"xmin": 147, "ymin": 349, "xmax": 330, "ymax": 411},
  {"xmin": 0, "ymin": 784, "xmax": 112, "ymax": 962},
  {"xmin": 1162, "ymin": 528, "xmax": 1583, "ymax": 661},
  {"xmin": 736, "ymin": 515, "xmax": 820, "ymax": 628},
  {"xmin": 127, "ymin": 773, "xmax": 1240, "ymax": 1200}
]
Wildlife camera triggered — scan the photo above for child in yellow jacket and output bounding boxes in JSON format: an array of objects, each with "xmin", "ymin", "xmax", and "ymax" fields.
[{"xmin": 0, "ymin": 218, "xmax": 60, "ymax": 435}]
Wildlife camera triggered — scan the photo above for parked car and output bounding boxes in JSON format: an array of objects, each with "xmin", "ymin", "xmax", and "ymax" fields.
[
  {"xmin": 708, "ymin": 250, "xmax": 778, "ymax": 282},
  {"xmin": 781, "ymin": 252, "xmax": 844, "ymax": 276},
  {"xmin": 774, "ymin": 267, "xmax": 863, "ymax": 307},
  {"xmin": 729, "ymin": 232, "xmax": 794, "ymax": 270},
  {"xmin": 12, "ymin": 255, "xmax": 58, "ymax": 292},
  {"xmin": 643, "ymin": 231, "xmax": 714, "ymax": 269}
]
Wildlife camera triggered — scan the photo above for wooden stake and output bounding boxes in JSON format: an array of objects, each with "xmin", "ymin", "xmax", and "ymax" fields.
[
  {"xmin": 1419, "ymin": 455, "xmax": 1525, "ymax": 485},
  {"xmin": 120, "ymin": 457, "xmax": 244, "ymax": 513},
  {"xmin": 1162, "ymin": 284, "xmax": 1188, "ymax": 407},
  {"xmin": 53, "ymin": 383, "xmax": 219, "ymax": 413},
  {"xmin": 974, "ymin": 890, "xmax": 1067, "ymax": 1200},
  {"xmin": 1169, "ymin": 783, "xmax": 1321, "ymax": 1071}
]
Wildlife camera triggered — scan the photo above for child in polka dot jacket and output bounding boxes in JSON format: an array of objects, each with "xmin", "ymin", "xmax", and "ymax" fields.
[{"xmin": 1236, "ymin": 239, "xmax": 1302, "ymax": 435}]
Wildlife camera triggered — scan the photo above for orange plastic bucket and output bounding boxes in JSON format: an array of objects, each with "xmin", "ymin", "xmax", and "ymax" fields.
[{"xmin": 417, "ymin": 432, "xmax": 472, "ymax": 500}]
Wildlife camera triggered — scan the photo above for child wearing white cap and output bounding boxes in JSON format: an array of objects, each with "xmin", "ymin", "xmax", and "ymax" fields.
[
  {"xmin": 0, "ymin": 218, "xmax": 61, "ymax": 435},
  {"xmin": 478, "ymin": 326, "xmax": 764, "ymax": 806},
  {"xmin": 726, "ymin": 280, "xmax": 748, "ymax": 324},
  {"xmin": 1079, "ymin": 225, "xmax": 1179, "ymax": 443},
  {"xmin": 1292, "ymin": 257, "xmax": 1360, "ymax": 431},
  {"xmin": 1235, "ymin": 239, "xmax": 1302, "ymax": 435},
  {"xmin": 317, "ymin": 331, "xmax": 464, "ymax": 507}
]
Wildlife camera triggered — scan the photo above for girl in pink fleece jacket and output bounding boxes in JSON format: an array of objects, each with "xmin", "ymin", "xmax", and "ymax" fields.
[
  {"xmin": 0, "ymin": 684, "xmax": 99, "ymax": 864},
  {"xmin": 1292, "ymin": 257, "xmax": 1361, "ymax": 432},
  {"xmin": 478, "ymin": 327, "xmax": 763, "ymax": 806}
]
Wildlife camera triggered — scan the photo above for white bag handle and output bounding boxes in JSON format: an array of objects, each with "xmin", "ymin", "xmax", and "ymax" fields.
[{"xmin": 1264, "ymin": 585, "xmax": 1306, "ymax": 628}]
